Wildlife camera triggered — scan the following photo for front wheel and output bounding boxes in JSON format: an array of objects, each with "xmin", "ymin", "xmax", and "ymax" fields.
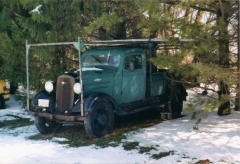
[
  {"xmin": 169, "ymin": 92, "xmax": 183, "ymax": 119},
  {"xmin": 84, "ymin": 99, "xmax": 114, "ymax": 138},
  {"xmin": 34, "ymin": 116, "xmax": 62, "ymax": 134}
]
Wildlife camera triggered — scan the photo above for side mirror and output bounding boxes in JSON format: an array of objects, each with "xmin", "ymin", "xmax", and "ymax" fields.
[{"xmin": 129, "ymin": 62, "xmax": 134, "ymax": 72}]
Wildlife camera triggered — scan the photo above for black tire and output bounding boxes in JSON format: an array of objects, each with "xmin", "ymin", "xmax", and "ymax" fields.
[
  {"xmin": 84, "ymin": 99, "xmax": 114, "ymax": 138},
  {"xmin": 34, "ymin": 116, "xmax": 62, "ymax": 134},
  {"xmin": 169, "ymin": 92, "xmax": 183, "ymax": 119},
  {"xmin": 0, "ymin": 95, "xmax": 5, "ymax": 109}
]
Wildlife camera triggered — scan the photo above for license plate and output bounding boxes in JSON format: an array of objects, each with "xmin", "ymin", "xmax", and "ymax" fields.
[{"xmin": 38, "ymin": 99, "xmax": 49, "ymax": 107}]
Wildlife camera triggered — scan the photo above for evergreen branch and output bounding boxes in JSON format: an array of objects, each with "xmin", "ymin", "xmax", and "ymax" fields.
[
  {"xmin": 187, "ymin": 87, "xmax": 220, "ymax": 101},
  {"xmin": 189, "ymin": 5, "xmax": 217, "ymax": 14},
  {"xmin": 164, "ymin": 76, "xmax": 218, "ymax": 93},
  {"xmin": 158, "ymin": 0, "xmax": 217, "ymax": 13},
  {"xmin": 158, "ymin": 0, "xmax": 180, "ymax": 5}
]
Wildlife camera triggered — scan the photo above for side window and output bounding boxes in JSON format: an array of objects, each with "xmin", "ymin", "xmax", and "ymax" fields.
[{"xmin": 124, "ymin": 55, "xmax": 142, "ymax": 70}]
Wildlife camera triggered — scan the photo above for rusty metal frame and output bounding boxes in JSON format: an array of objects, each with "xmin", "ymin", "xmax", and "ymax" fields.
[{"xmin": 29, "ymin": 111, "xmax": 85, "ymax": 122}]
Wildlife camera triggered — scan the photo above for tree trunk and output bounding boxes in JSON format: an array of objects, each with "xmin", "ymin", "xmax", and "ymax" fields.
[
  {"xmin": 217, "ymin": 5, "xmax": 231, "ymax": 115},
  {"xmin": 234, "ymin": 1, "xmax": 240, "ymax": 111}
]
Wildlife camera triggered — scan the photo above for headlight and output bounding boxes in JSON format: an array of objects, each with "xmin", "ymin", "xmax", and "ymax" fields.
[
  {"xmin": 73, "ymin": 83, "xmax": 81, "ymax": 94},
  {"xmin": 45, "ymin": 81, "xmax": 54, "ymax": 93}
]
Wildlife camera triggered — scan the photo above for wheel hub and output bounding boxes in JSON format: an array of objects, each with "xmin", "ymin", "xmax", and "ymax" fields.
[{"xmin": 98, "ymin": 114, "xmax": 107, "ymax": 126}]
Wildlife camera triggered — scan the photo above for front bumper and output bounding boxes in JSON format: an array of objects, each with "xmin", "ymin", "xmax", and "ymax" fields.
[{"xmin": 29, "ymin": 111, "xmax": 86, "ymax": 123}]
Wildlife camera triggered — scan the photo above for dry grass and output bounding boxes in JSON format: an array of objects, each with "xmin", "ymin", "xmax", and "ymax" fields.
[{"xmin": 28, "ymin": 109, "xmax": 165, "ymax": 147}]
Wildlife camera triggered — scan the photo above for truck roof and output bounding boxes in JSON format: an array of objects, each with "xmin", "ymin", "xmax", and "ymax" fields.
[{"xmin": 84, "ymin": 38, "xmax": 193, "ymax": 46}]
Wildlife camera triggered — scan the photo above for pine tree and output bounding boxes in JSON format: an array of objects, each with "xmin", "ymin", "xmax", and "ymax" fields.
[
  {"xmin": 119, "ymin": 0, "xmax": 238, "ymax": 118},
  {"xmin": 180, "ymin": 1, "xmax": 238, "ymax": 116},
  {"xmin": 0, "ymin": 0, "xmax": 238, "ymax": 119},
  {"xmin": 146, "ymin": 1, "xmax": 238, "ymax": 116},
  {"xmin": 0, "ymin": 0, "xmax": 30, "ymax": 91},
  {"xmin": 84, "ymin": 0, "xmax": 143, "ymax": 39},
  {"xmin": 0, "ymin": 0, "xmax": 88, "ymax": 91}
]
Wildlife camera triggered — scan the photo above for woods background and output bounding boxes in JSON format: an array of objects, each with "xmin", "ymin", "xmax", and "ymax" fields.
[{"xmin": 0, "ymin": 0, "xmax": 239, "ymax": 115}]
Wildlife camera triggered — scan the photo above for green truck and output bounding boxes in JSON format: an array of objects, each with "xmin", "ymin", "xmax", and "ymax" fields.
[{"xmin": 26, "ymin": 38, "xmax": 189, "ymax": 138}]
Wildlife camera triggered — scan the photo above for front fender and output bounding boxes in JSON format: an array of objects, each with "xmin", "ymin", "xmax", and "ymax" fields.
[
  {"xmin": 32, "ymin": 90, "xmax": 56, "ymax": 113},
  {"xmin": 84, "ymin": 93, "xmax": 117, "ymax": 116}
]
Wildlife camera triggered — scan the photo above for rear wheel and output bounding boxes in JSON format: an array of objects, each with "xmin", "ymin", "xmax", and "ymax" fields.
[
  {"xmin": 169, "ymin": 92, "xmax": 183, "ymax": 119},
  {"xmin": 34, "ymin": 116, "xmax": 62, "ymax": 134},
  {"xmin": 84, "ymin": 99, "xmax": 114, "ymax": 138}
]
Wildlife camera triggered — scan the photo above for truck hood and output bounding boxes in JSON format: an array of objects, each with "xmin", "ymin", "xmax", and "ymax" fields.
[
  {"xmin": 82, "ymin": 67, "xmax": 116, "ymax": 78},
  {"xmin": 81, "ymin": 67, "xmax": 116, "ymax": 96}
]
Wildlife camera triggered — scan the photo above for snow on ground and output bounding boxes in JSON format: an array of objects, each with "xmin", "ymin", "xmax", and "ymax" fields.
[{"xmin": 0, "ymin": 92, "xmax": 240, "ymax": 164}]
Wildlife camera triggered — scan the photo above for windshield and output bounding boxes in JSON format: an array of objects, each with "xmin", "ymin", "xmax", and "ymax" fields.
[{"xmin": 83, "ymin": 52, "xmax": 120, "ymax": 67}]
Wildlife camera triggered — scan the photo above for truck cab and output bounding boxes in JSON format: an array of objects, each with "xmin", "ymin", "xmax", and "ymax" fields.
[
  {"xmin": 27, "ymin": 38, "xmax": 187, "ymax": 138},
  {"xmin": 82, "ymin": 47, "xmax": 146, "ymax": 106}
]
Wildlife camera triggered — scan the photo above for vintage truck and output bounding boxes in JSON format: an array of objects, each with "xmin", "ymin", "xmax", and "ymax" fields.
[{"xmin": 26, "ymin": 38, "xmax": 189, "ymax": 138}]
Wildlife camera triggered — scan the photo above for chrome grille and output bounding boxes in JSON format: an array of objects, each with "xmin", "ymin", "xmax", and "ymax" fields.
[{"xmin": 56, "ymin": 75, "xmax": 75, "ymax": 113}]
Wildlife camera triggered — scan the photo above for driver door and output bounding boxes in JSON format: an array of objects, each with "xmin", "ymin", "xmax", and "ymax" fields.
[{"xmin": 121, "ymin": 53, "xmax": 146, "ymax": 104}]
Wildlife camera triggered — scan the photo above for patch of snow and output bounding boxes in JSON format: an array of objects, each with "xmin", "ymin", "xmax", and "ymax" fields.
[
  {"xmin": 0, "ymin": 96, "xmax": 29, "ymax": 121},
  {"xmin": 0, "ymin": 93, "xmax": 240, "ymax": 163},
  {"xmin": 31, "ymin": 5, "xmax": 42, "ymax": 14},
  {"xmin": 51, "ymin": 137, "xmax": 69, "ymax": 142}
]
